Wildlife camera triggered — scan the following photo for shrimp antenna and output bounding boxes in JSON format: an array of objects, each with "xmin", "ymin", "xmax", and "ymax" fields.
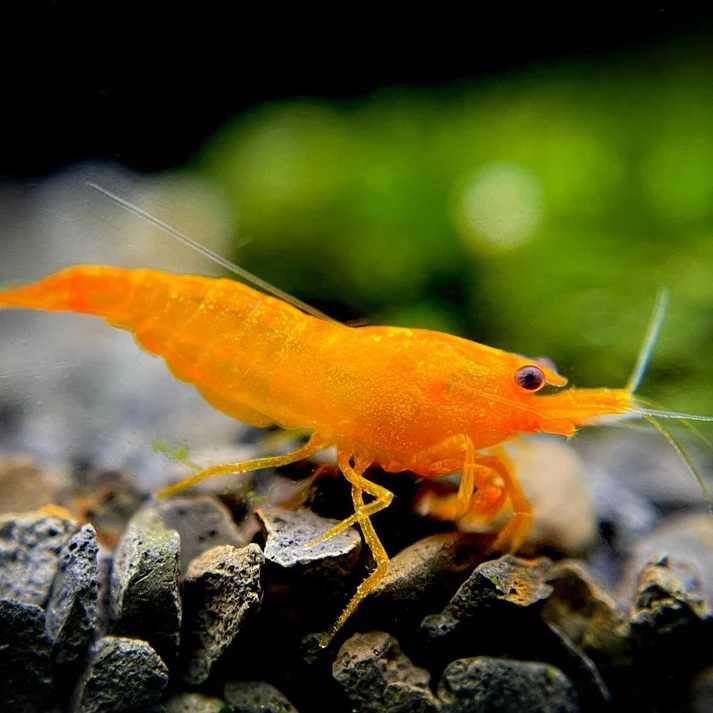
[
  {"xmin": 626, "ymin": 287, "xmax": 669, "ymax": 394},
  {"xmin": 624, "ymin": 292, "xmax": 713, "ymax": 511},
  {"xmin": 87, "ymin": 182, "xmax": 341, "ymax": 325},
  {"xmin": 640, "ymin": 411, "xmax": 713, "ymax": 513}
]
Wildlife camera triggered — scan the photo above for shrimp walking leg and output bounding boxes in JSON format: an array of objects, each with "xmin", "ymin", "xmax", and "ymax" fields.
[
  {"xmin": 320, "ymin": 454, "xmax": 391, "ymax": 647},
  {"xmin": 476, "ymin": 451, "xmax": 531, "ymax": 552},
  {"xmin": 157, "ymin": 433, "xmax": 326, "ymax": 498},
  {"xmin": 415, "ymin": 443, "xmax": 530, "ymax": 551},
  {"xmin": 309, "ymin": 452, "xmax": 392, "ymax": 545},
  {"xmin": 413, "ymin": 434, "xmax": 480, "ymax": 520}
]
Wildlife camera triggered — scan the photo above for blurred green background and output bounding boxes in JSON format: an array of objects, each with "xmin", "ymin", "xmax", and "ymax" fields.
[{"xmin": 189, "ymin": 44, "xmax": 713, "ymax": 418}]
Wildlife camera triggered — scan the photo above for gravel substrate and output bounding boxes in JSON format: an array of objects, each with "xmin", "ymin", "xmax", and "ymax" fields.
[{"xmin": 1, "ymin": 444, "xmax": 713, "ymax": 712}]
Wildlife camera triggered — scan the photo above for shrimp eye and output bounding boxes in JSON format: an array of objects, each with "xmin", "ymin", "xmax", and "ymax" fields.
[{"xmin": 515, "ymin": 365, "xmax": 546, "ymax": 391}]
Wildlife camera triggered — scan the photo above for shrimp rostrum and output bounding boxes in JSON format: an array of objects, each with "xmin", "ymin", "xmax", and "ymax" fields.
[{"xmin": 1, "ymin": 193, "xmax": 711, "ymax": 647}]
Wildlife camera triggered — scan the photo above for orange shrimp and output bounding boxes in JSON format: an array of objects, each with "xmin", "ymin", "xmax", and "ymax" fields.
[{"xmin": 1, "ymin": 189, "xmax": 711, "ymax": 647}]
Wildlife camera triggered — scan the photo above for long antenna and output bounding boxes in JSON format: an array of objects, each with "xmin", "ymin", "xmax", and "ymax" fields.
[
  {"xmin": 87, "ymin": 181, "xmax": 340, "ymax": 324},
  {"xmin": 640, "ymin": 411, "xmax": 713, "ymax": 513},
  {"xmin": 626, "ymin": 288, "xmax": 669, "ymax": 394}
]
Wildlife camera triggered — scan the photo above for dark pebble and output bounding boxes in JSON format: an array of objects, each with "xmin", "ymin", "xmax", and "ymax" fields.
[
  {"xmin": 110, "ymin": 506, "xmax": 181, "ymax": 663},
  {"xmin": 0, "ymin": 598, "xmax": 53, "ymax": 713},
  {"xmin": 541, "ymin": 621, "xmax": 610, "ymax": 711},
  {"xmin": 542, "ymin": 560, "xmax": 631, "ymax": 665},
  {"xmin": 181, "ymin": 543, "xmax": 264, "ymax": 685},
  {"xmin": 363, "ymin": 532, "xmax": 483, "ymax": 630},
  {"xmin": 333, "ymin": 631, "xmax": 439, "ymax": 713},
  {"xmin": 70, "ymin": 635, "xmax": 169, "ymax": 713},
  {"xmin": 46, "ymin": 523, "xmax": 100, "ymax": 691},
  {"xmin": 420, "ymin": 555, "xmax": 553, "ymax": 640},
  {"xmin": 419, "ymin": 556, "xmax": 609, "ymax": 710},
  {"xmin": 0, "ymin": 509, "xmax": 76, "ymax": 606},
  {"xmin": 223, "ymin": 680, "xmax": 298, "ymax": 713},
  {"xmin": 438, "ymin": 656, "xmax": 579, "ymax": 713},
  {"xmin": 156, "ymin": 496, "xmax": 248, "ymax": 576}
]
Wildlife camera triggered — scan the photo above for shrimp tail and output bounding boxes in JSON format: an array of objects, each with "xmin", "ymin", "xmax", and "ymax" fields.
[{"xmin": 0, "ymin": 266, "xmax": 137, "ymax": 322}]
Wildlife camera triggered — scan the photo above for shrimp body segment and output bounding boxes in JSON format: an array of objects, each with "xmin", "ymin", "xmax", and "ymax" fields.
[{"xmin": 0, "ymin": 266, "xmax": 640, "ymax": 644}]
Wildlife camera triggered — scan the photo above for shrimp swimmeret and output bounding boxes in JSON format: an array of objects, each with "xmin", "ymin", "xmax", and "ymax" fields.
[{"xmin": 1, "ymin": 185, "xmax": 711, "ymax": 647}]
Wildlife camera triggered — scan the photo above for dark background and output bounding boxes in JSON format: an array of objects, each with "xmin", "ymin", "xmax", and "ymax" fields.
[{"xmin": 4, "ymin": 6, "xmax": 712, "ymax": 178}]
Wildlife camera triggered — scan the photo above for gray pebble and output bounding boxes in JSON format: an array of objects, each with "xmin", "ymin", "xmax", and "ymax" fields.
[
  {"xmin": 333, "ymin": 631, "xmax": 439, "ymax": 713},
  {"xmin": 438, "ymin": 657, "xmax": 578, "ymax": 713},
  {"xmin": 574, "ymin": 430, "xmax": 711, "ymax": 509},
  {"xmin": 110, "ymin": 506, "xmax": 181, "ymax": 663},
  {"xmin": 165, "ymin": 692, "xmax": 230, "ymax": 713},
  {"xmin": 0, "ymin": 598, "xmax": 53, "ymax": 713},
  {"xmin": 421, "ymin": 555, "xmax": 553, "ymax": 639},
  {"xmin": 223, "ymin": 680, "xmax": 298, "ymax": 713},
  {"xmin": 71, "ymin": 636, "xmax": 169, "ymax": 713},
  {"xmin": 181, "ymin": 543, "xmax": 264, "ymax": 684},
  {"xmin": 256, "ymin": 506, "xmax": 361, "ymax": 588},
  {"xmin": 156, "ymin": 496, "xmax": 247, "ymax": 576},
  {"xmin": 0, "ymin": 509, "xmax": 76, "ymax": 606},
  {"xmin": 46, "ymin": 523, "xmax": 100, "ymax": 682}
]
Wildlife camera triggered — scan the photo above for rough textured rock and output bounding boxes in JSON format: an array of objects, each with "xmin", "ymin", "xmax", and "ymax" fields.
[
  {"xmin": 420, "ymin": 555, "xmax": 553, "ymax": 639},
  {"xmin": 181, "ymin": 543, "xmax": 264, "ymax": 684},
  {"xmin": 256, "ymin": 506, "xmax": 361, "ymax": 590},
  {"xmin": 165, "ymin": 692, "xmax": 229, "ymax": 713},
  {"xmin": 438, "ymin": 657, "xmax": 579, "ymax": 713},
  {"xmin": 419, "ymin": 556, "xmax": 608, "ymax": 710},
  {"xmin": 71, "ymin": 636, "xmax": 168, "ymax": 713},
  {"xmin": 0, "ymin": 598, "xmax": 53, "ymax": 713},
  {"xmin": 333, "ymin": 631, "xmax": 440, "ymax": 713},
  {"xmin": 0, "ymin": 508, "xmax": 76, "ymax": 605},
  {"xmin": 46, "ymin": 523, "xmax": 100, "ymax": 687},
  {"xmin": 156, "ymin": 496, "xmax": 248, "ymax": 575},
  {"xmin": 542, "ymin": 560, "xmax": 631, "ymax": 665},
  {"xmin": 224, "ymin": 681, "xmax": 298, "ymax": 713},
  {"xmin": 364, "ymin": 532, "xmax": 483, "ymax": 629},
  {"xmin": 110, "ymin": 506, "xmax": 181, "ymax": 663}
]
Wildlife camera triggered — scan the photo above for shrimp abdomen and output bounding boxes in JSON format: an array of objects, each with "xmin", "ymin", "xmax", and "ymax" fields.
[{"xmin": 0, "ymin": 266, "xmax": 314, "ymax": 428}]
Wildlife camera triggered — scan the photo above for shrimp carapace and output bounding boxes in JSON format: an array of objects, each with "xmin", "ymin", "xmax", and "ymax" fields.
[{"xmin": 1, "ymin": 211, "xmax": 710, "ymax": 646}]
